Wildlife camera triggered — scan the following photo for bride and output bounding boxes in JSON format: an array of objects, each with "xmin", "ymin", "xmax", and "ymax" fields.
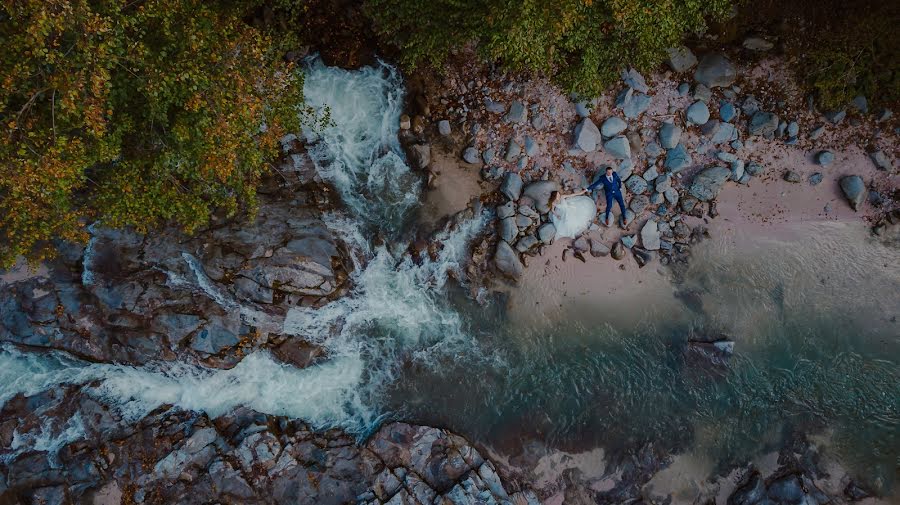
[{"xmin": 549, "ymin": 189, "xmax": 597, "ymax": 238}]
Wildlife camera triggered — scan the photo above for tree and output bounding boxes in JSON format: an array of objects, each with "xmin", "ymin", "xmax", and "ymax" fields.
[
  {"xmin": 364, "ymin": 0, "xmax": 731, "ymax": 96},
  {"xmin": 0, "ymin": 0, "xmax": 311, "ymax": 267}
]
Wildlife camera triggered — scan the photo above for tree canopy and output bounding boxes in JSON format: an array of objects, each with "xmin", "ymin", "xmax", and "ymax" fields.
[
  {"xmin": 364, "ymin": 0, "xmax": 731, "ymax": 96},
  {"xmin": 0, "ymin": 0, "xmax": 307, "ymax": 267}
]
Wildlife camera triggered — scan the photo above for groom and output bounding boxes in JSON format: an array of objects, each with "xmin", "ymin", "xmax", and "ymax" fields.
[{"xmin": 587, "ymin": 166, "xmax": 626, "ymax": 224}]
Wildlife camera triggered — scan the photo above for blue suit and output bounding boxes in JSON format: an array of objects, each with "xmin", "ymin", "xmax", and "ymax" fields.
[{"xmin": 588, "ymin": 171, "xmax": 627, "ymax": 221}]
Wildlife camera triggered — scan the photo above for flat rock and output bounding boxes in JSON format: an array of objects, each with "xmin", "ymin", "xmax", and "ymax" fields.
[
  {"xmin": 689, "ymin": 166, "xmax": 731, "ymax": 201},
  {"xmin": 640, "ymin": 220, "xmax": 661, "ymax": 250},
  {"xmin": 630, "ymin": 194, "xmax": 650, "ymax": 214},
  {"xmin": 694, "ymin": 53, "xmax": 737, "ymax": 88}
]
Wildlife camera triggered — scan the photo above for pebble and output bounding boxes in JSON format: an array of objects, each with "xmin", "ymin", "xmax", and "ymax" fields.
[
  {"xmin": 677, "ymin": 82, "xmax": 690, "ymax": 96},
  {"xmin": 809, "ymin": 172, "xmax": 823, "ymax": 186},
  {"xmin": 783, "ymin": 170, "xmax": 801, "ymax": 183},
  {"xmin": 621, "ymin": 235, "xmax": 636, "ymax": 248},
  {"xmin": 815, "ymin": 151, "xmax": 834, "ymax": 166},
  {"xmin": 787, "ymin": 121, "xmax": 799, "ymax": 137}
]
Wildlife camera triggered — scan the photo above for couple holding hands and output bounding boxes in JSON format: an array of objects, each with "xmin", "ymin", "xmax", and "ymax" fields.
[{"xmin": 549, "ymin": 166, "xmax": 626, "ymax": 238}]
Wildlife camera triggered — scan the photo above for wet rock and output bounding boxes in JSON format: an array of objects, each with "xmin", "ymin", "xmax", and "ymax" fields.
[
  {"xmin": 190, "ymin": 320, "xmax": 242, "ymax": 355},
  {"xmin": 573, "ymin": 118, "xmax": 601, "ymax": 152},
  {"xmin": 689, "ymin": 166, "xmax": 731, "ymax": 201},
  {"xmin": 399, "ymin": 115, "xmax": 411, "ymax": 130},
  {"xmin": 500, "ymin": 172, "xmax": 524, "ymax": 201},
  {"xmin": 503, "ymin": 101, "xmax": 528, "ymax": 124},
  {"xmin": 729, "ymin": 471, "xmax": 765, "ymax": 505},
  {"xmin": 601, "ymin": 116, "xmax": 627, "ymax": 138},
  {"xmin": 840, "ymin": 175, "xmax": 865, "ymax": 211},
  {"xmin": 522, "ymin": 181, "xmax": 561, "ymax": 214},
  {"xmin": 659, "ymin": 122, "xmax": 682, "ymax": 149},
  {"xmin": 664, "ymin": 143, "xmax": 692, "ymax": 173},
  {"xmin": 666, "ymin": 46, "xmax": 698, "ymax": 72},
  {"xmin": 462, "ymin": 147, "xmax": 480, "ymax": 164},
  {"xmin": 748, "ymin": 111, "xmax": 779, "ymax": 137},
  {"xmin": 494, "ymin": 241, "xmax": 524, "ymax": 279},
  {"xmin": 686, "ymin": 101, "xmax": 710, "ymax": 125},
  {"xmin": 694, "ymin": 53, "xmax": 737, "ymax": 88},
  {"xmin": 407, "ymin": 144, "xmax": 431, "ymax": 170},
  {"xmin": 604, "ymin": 135, "xmax": 632, "ymax": 159},
  {"xmin": 767, "ymin": 475, "xmax": 804, "ymax": 503}
]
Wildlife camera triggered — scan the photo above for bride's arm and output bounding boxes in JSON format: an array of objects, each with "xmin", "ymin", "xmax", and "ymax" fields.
[{"xmin": 561, "ymin": 189, "xmax": 588, "ymax": 200}]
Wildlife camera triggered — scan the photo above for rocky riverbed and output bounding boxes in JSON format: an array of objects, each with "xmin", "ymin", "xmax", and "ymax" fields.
[{"xmin": 2, "ymin": 39, "xmax": 898, "ymax": 505}]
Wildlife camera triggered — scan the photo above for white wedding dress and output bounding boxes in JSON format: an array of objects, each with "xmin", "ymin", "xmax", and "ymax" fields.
[{"xmin": 550, "ymin": 195, "xmax": 596, "ymax": 238}]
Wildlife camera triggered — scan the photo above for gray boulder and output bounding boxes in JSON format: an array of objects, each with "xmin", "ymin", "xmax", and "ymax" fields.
[
  {"xmin": 666, "ymin": 46, "xmax": 698, "ymax": 72},
  {"xmin": 437, "ymin": 120, "xmax": 451, "ymax": 136},
  {"xmin": 815, "ymin": 151, "xmax": 834, "ymax": 166},
  {"xmin": 622, "ymin": 94, "xmax": 652, "ymax": 119},
  {"xmin": 694, "ymin": 53, "xmax": 737, "ymax": 88},
  {"xmin": 719, "ymin": 102, "xmax": 737, "ymax": 122},
  {"xmin": 840, "ymin": 175, "xmax": 865, "ymax": 211},
  {"xmin": 515, "ymin": 235, "xmax": 539, "ymax": 253},
  {"xmin": 870, "ymin": 150, "xmax": 891, "ymax": 171},
  {"xmin": 686, "ymin": 101, "xmax": 710, "ymax": 125},
  {"xmin": 748, "ymin": 111, "xmax": 779, "ymax": 137},
  {"xmin": 500, "ymin": 172, "xmax": 523, "ymax": 201},
  {"xmin": 630, "ymin": 194, "xmax": 650, "ymax": 214},
  {"xmin": 601, "ymin": 116, "xmax": 628, "ymax": 137},
  {"xmin": 494, "ymin": 241, "xmax": 524, "ymax": 279},
  {"xmin": 523, "ymin": 136, "xmax": 538, "ymax": 156},
  {"xmin": 504, "ymin": 139, "xmax": 521, "ymax": 162},
  {"xmin": 462, "ymin": 147, "xmax": 480, "ymax": 164},
  {"xmin": 485, "ymin": 99, "xmax": 506, "ymax": 114},
  {"xmin": 664, "ymin": 143, "xmax": 692, "ymax": 173},
  {"xmin": 537, "ymin": 223, "xmax": 556, "ymax": 244},
  {"xmin": 689, "ymin": 166, "xmax": 732, "ymax": 201},
  {"xmin": 573, "ymin": 118, "xmax": 602, "ymax": 152},
  {"xmin": 482, "ymin": 148, "xmax": 496, "ymax": 164},
  {"xmin": 503, "ymin": 101, "xmax": 528, "ymax": 124},
  {"xmin": 621, "ymin": 68, "xmax": 649, "ymax": 93},
  {"xmin": 523, "ymin": 180, "xmax": 561, "ymax": 213},
  {"xmin": 497, "ymin": 201, "xmax": 515, "ymax": 219},
  {"xmin": 659, "ymin": 122, "xmax": 682, "ymax": 149},
  {"xmin": 499, "ymin": 217, "xmax": 518, "ymax": 243},
  {"xmin": 604, "ymin": 135, "xmax": 632, "ymax": 159}
]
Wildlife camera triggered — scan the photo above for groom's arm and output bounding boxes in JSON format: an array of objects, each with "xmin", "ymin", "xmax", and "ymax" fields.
[{"xmin": 587, "ymin": 178, "xmax": 601, "ymax": 192}]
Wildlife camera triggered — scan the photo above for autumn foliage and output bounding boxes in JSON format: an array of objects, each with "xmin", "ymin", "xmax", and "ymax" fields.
[{"xmin": 0, "ymin": 0, "xmax": 306, "ymax": 267}]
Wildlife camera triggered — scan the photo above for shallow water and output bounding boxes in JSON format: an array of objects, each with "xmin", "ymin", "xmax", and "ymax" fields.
[{"xmin": 2, "ymin": 58, "xmax": 898, "ymax": 493}]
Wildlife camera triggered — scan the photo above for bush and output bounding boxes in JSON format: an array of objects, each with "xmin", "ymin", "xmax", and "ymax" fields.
[
  {"xmin": 364, "ymin": 0, "xmax": 731, "ymax": 96},
  {"xmin": 0, "ymin": 0, "xmax": 313, "ymax": 267}
]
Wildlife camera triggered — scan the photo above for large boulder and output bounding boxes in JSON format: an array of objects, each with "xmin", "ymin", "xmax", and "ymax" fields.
[
  {"xmin": 522, "ymin": 180, "xmax": 561, "ymax": 213},
  {"xmin": 601, "ymin": 116, "xmax": 627, "ymax": 138},
  {"xmin": 840, "ymin": 175, "xmax": 865, "ymax": 211},
  {"xmin": 500, "ymin": 172, "xmax": 524, "ymax": 201},
  {"xmin": 664, "ymin": 143, "xmax": 692, "ymax": 173},
  {"xmin": 658, "ymin": 122, "xmax": 682, "ymax": 149},
  {"xmin": 573, "ymin": 118, "xmax": 601, "ymax": 152},
  {"xmin": 640, "ymin": 219, "xmax": 661, "ymax": 250},
  {"xmin": 689, "ymin": 166, "xmax": 732, "ymax": 201},
  {"xmin": 604, "ymin": 135, "xmax": 632, "ymax": 159},
  {"xmin": 503, "ymin": 101, "xmax": 527, "ymax": 124},
  {"xmin": 494, "ymin": 241, "xmax": 524, "ymax": 279},
  {"xmin": 694, "ymin": 53, "xmax": 737, "ymax": 88}
]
